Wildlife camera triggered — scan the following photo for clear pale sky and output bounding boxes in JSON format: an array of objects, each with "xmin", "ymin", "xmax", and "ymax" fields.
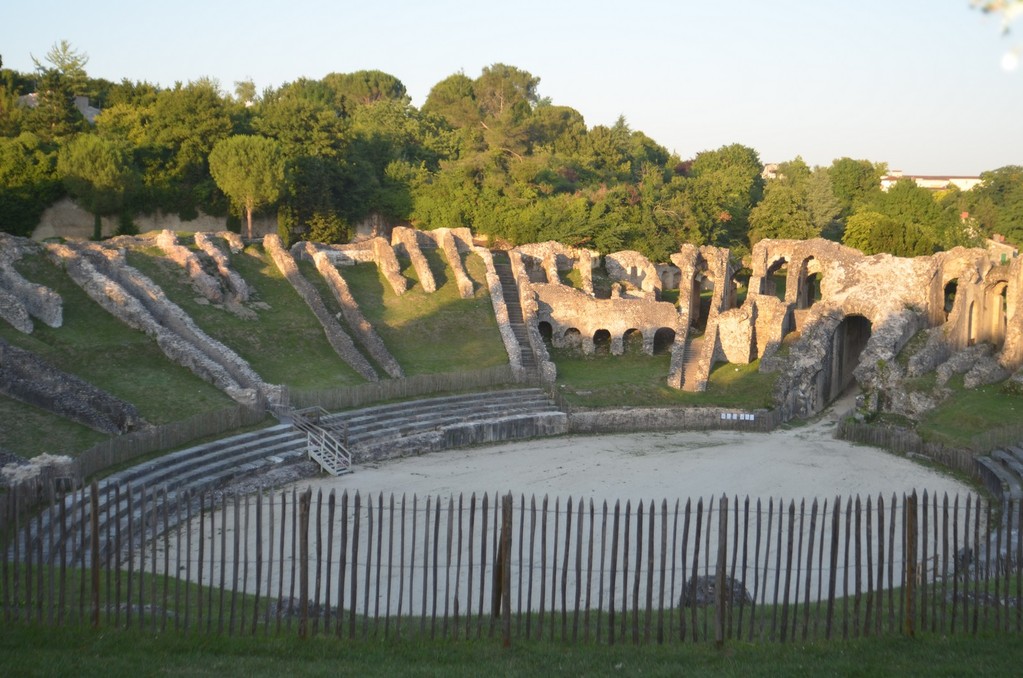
[{"xmin": 3, "ymin": 1, "xmax": 1021, "ymax": 175}]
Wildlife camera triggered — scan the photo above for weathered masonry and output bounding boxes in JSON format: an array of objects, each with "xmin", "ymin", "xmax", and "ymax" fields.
[{"xmin": 509, "ymin": 238, "xmax": 1022, "ymax": 419}]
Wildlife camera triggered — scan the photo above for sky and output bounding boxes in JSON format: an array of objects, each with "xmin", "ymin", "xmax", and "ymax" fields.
[{"xmin": 3, "ymin": 1, "xmax": 1021, "ymax": 175}]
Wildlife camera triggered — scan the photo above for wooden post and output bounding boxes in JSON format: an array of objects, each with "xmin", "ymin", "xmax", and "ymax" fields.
[
  {"xmin": 90, "ymin": 481, "xmax": 100, "ymax": 629},
  {"xmin": 298, "ymin": 488, "xmax": 311, "ymax": 640},
  {"xmin": 501, "ymin": 493, "xmax": 513, "ymax": 648},
  {"xmin": 715, "ymin": 494, "xmax": 727, "ymax": 649},
  {"xmin": 904, "ymin": 491, "xmax": 917, "ymax": 638}
]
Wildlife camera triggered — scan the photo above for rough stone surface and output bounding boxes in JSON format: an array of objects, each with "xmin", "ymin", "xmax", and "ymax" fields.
[
  {"xmin": 0, "ymin": 233, "xmax": 63, "ymax": 332},
  {"xmin": 155, "ymin": 229, "xmax": 225, "ymax": 303},
  {"xmin": 307, "ymin": 245, "xmax": 403, "ymax": 378},
  {"xmin": 263, "ymin": 234, "xmax": 378, "ymax": 382},
  {"xmin": 46, "ymin": 240, "xmax": 267, "ymax": 405},
  {"xmin": 0, "ymin": 339, "xmax": 144, "ymax": 434},
  {"xmin": 371, "ymin": 237, "xmax": 408, "ymax": 295},
  {"xmin": 605, "ymin": 250, "xmax": 661, "ymax": 299},
  {"xmin": 194, "ymin": 232, "xmax": 251, "ymax": 303},
  {"xmin": 391, "ymin": 226, "xmax": 436, "ymax": 293},
  {"xmin": 476, "ymin": 247, "xmax": 524, "ymax": 375}
]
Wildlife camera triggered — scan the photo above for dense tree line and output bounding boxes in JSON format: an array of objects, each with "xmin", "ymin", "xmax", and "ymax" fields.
[{"xmin": 2, "ymin": 43, "xmax": 1022, "ymax": 260}]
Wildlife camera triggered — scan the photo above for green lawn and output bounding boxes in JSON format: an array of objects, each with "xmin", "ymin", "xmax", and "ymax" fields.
[
  {"xmin": 552, "ymin": 349, "xmax": 778, "ymax": 409},
  {"xmin": 0, "ymin": 624, "xmax": 1015, "ymax": 677},
  {"xmin": 124, "ymin": 244, "xmax": 366, "ymax": 389},
  {"xmin": 342, "ymin": 250, "xmax": 507, "ymax": 375},
  {"xmin": 0, "ymin": 252, "xmax": 234, "ymax": 456},
  {"xmin": 918, "ymin": 376, "xmax": 1023, "ymax": 448}
]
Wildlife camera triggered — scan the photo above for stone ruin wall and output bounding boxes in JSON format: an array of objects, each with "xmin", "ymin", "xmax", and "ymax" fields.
[{"xmin": 0, "ymin": 234, "xmax": 63, "ymax": 334}]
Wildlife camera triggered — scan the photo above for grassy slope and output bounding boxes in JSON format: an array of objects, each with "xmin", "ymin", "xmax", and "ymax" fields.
[
  {"xmin": 343, "ymin": 249, "xmax": 506, "ymax": 375},
  {"xmin": 918, "ymin": 377, "xmax": 1023, "ymax": 447},
  {"xmin": 0, "ymin": 252, "xmax": 233, "ymax": 457},
  {"xmin": 125, "ymin": 244, "xmax": 367, "ymax": 389}
]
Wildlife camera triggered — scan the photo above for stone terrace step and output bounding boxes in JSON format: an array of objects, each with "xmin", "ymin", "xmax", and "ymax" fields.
[{"xmin": 324, "ymin": 389, "xmax": 548, "ymax": 428}]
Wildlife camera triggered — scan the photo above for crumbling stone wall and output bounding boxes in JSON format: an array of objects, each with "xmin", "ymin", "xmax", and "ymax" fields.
[
  {"xmin": 371, "ymin": 237, "xmax": 408, "ymax": 295},
  {"xmin": 263, "ymin": 234, "xmax": 379, "ymax": 382},
  {"xmin": 475, "ymin": 247, "xmax": 524, "ymax": 376},
  {"xmin": 508, "ymin": 249, "xmax": 556, "ymax": 382},
  {"xmin": 0, "ymin": 339, "xmax": 143, "ymax": 434},
  {"xmin": 45, "ymin": 241, "xmax": 268, "ymax": 405},
  {"xmin": 0, "ymin": 234, "xmax": 63, "ymax": 333},
  {"xmin": 194, "ymin": 232, "xmax": 250, "ymax": 303},
  {"xmin": 155, "ymin": 230, "xmax": 225, "ymax": 303},
  {"xmin": 605, "ymin": 250, "xmax": 661, "ymax": 300},
  {"xmin": 434, "ymin": 228, "xmax": 475, "ymax": 298},
  {"xmin": 303, "ymin": 244, "xmax": 404, "ymax": 379},
  {"xmin": 391, "ymin": 226, "xmax": 436, "ymax": 293}
]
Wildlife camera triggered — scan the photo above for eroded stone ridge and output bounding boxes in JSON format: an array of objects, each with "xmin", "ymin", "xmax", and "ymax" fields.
[
  {"xmin": 371, "ymin": 237, "xmax": 408, "ymax": 295},
  {"xmin": 263, "ymin": 234, "xmax": 379, "ymax": 382},
  {"xmin": 46, "ymin": 240, "xmax": 269, "ymax": 405},
  {"xmin": 0, "ymin": 339, "xmax": 143, "ymax": 435},
  {"xmin": 194, "ymin": 232, "xmax": 250, "ymax": 303},
  {"xmin": 0, "ymin": 234, "xmax": 62, "ymax": 333},
  {"xmin": 155, "ymin": 229, "xmax": 225, "ymax": 303},
  {"xmin": 300, "ymin": 242, "xmax": 403, "ymax": 379},
  {"xmin": 391, "ymin": 226, "xmax": 437, "ymax": 293},
  {"xmin": 475, "ymin": 248, "xmax": 524, "ymax": 376}
]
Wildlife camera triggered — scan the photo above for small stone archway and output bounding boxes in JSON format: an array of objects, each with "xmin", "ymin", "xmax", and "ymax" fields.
[
  {"xmin": 538, "ymin": 320, "xmax": 553, "ymax": 344},
  {"xmin": 762, "ymin": 257, "xmax": 788, "ymax": 300},
  {"xmin": 653, "ymin": 327, "xmax": 676, "ymax": 355},
  {"xmin": 982, "ymin": 280, "xmax": 1009, "ymax": 347},
  {"xmin": 794, "ymin": 256, "xmax": 822, "ymax": 310},
  {"xmin": 943, "ymin": 279, "xmax": 959, "ymax": 320},
  {"xmin": 593, "ymin": 329, "xmax": 612, "ymax": 355},
  {"xmin": 827, "ymin": 314, "xmax": 872, "ymax": 403},
  {"xmin": 731, "ymin": 266, "xmax": 752, "ymax": 308},
  {"xmin": 623, "ymin": 328, "xmax": 644, "ymax": 355},
  {"xmin": 563, "ymin": 327, "xmax": 582, "ymax": 350}
]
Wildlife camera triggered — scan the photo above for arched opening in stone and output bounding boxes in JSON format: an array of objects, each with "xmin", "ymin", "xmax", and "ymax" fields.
[
  {"xmin": 691, "ymin": 271, "xmax": 715, "ymax": 334},
  {"xmin": 763, "ymin": 257, "xmax": 788, "ymax": 300},
  {"xmin": 731, "ymin": 267, "xmax": 752, "ymax": 307},
  {"xmin": 563, "ymin": 327, "xmax": 582, "ymax": 349},
  {"xmin": 828, "ymin": 314, "xmax": 872, "ymax": 403},
  {"xmin": 538, "ymin": 320, "xmax": 553, "ymax": 343},
  {"xmin": 623, "ymin": 328, "xmax": 644, "ymax": 354},
  {"xmin": 796, "ymin": 257, "xmax": 822, "ymax": 309},
  {"xmin": 593, "ymin": 329, "xmax": 612, "ymax": 355},
  {"xmin": 653, "ymin": 327, "xmax": 676, "ymax": 355},
  {"xmin": 943, "ymin": 279, "xmax": 958, "ymax": 320}
]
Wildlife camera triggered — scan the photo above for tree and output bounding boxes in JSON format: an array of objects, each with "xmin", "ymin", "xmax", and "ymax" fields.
[
  {"xmin": 828, "ymin": 157, "xmax": 885, "ymax": 217},
  {"xmin": 209, "ymin": 135, "xmax": 285, "ymax": 239},
  {"xmin": 57, "ymin": 133, "xmax": 135, "ymax": 238},
  {"xmin": 32, "ymin": 40, "xmax": 89, "ymax": 96},
  {"xmin": 968, "ymin": 165, "xmax": 1023, "ymax": 244}
]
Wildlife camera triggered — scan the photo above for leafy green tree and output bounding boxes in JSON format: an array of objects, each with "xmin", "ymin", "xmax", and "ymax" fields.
[
  {"xmin": 25, "ymin": 69, "xmax": 84, "ymax": 141},
  {"xmin": 208, "ymin": 135, "xmax": 285, "ymax": 239},
  {"xmin": 32, "ymin": 40, "xmax": 89, "ymax": 96},
  {"xmin": 968, "ymin": 165, "xmax": 1023, "ymax": 244},
  {"xmin": 863, "ymin": 178, "xmax": 964, "ymax": 250},
  {"xmin": 57, "ymin": 133, "xmax": 135, "ymax": 238},
  {"xmin": 843, "ymin": 210, "xmax": 936, "ymax": 256},
  {"xmin": 828, "ymin": 157, "xmax": 885, "ymax": 217},
  {"xmin": 322, "ymin": 70, "xmax": 408, "ymax": 112},
  {"xmin": 0, "ymin": 132, "xmax": 62, "ymax": 236},
  {"xmin": 683, "ymin": 143, "xmax": 764, "ymax": 248}
]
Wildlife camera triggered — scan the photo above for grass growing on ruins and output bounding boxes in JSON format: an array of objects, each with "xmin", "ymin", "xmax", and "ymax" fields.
[
  {"xmin": 0, "ymin": 253, "xmax": 233, "ymax": 448},
  {"xmin": 125, "ymin": 245, "xmax": 366, "ymax": 390},
  {"xmin": 551, "ymin": 350, "xmax": 777, "ymax": 409},
  {"xmin": 0, "ymin": 396, "xmax": 108, "ymax": 458},
  {"xmin": 918, "ymin": 376, "xmax": 1023, "ymax": 448},
  {"xmin": 342, "ymin": 251, "xmax": 506, "ymax": 375}
]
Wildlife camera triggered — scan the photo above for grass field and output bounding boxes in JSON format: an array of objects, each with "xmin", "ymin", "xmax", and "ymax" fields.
[
  {"xmin": 0, "ymin": 624, "xmax": 1015, "ymax": 677},
  {"xmin": 552, "ymin": 348, "xmax": 778, "ymax": 410}
]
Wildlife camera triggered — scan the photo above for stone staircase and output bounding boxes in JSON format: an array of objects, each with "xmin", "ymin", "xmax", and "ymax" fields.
[
  {"xmin": 19, "ymin": 389, "xmax": 567, "ymax": 565},
  {"xmin": 492, "ymin": 252, "xmax": 539, "ymax": 378},
  {"xmin": 976, "ymin": 443, "xmax": 1023, "ymax": 506},
  {"xmin": 28, "ymin": 424, "xmax": 308, "ymax": 564},
  {"xmin": 680, "ymin": 337, "xmax": 705, "ymax": 392},
  {"xmin": 322, "ymin": 388, "xmax": 566, "ymax": 462}
]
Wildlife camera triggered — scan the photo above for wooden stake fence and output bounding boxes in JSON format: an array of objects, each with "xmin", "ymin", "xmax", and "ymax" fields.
[{"xmin": 2, "ymin": 482, "xmax": 1020, "ymax": 646}]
